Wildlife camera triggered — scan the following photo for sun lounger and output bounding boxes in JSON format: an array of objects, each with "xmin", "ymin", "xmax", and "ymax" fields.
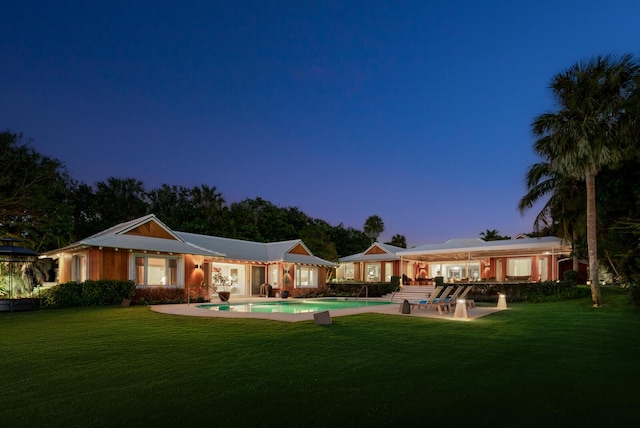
[
  {"xmin": 423, "ymin": 285, "xmax": 455, "ymax": 314},
  {"xmin": 409, "ymin": 286, "xmax": 443, "ymax": 310},
  {"xmin": 450, "ymin": 286, "xmax": 475, "ymax": 308}
]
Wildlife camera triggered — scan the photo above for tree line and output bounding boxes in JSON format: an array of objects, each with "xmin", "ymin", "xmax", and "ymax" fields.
[{"xmin": 1, "ymin": 131, "xmax": 407, "ymax": 261}]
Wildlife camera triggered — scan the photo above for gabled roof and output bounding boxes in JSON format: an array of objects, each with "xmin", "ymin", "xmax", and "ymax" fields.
[
  {"xmin": 43, "ymin": 214, "xmax": 337, "ymax": 267},
  {"xmin": 43, "ymin": 215, "xmax": 225, "ymax": 258},
  {"xmin": 339, "ymin": 242, "xmax": 406, "ymax": 263},
  {"xmin": 175, "ymin": 232, "xmax": 337, "ymax": 267}
]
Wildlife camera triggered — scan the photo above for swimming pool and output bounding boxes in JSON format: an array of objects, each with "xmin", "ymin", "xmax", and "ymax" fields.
[{"xmin": 197, "ymin": 298, "xmax": 392, "ymax": 314}]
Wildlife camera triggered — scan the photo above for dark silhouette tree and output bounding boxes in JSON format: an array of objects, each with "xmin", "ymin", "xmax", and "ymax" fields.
[
  {"xmin": 531, "ymin": 54, "xmax": 640, "ymax": 306},
  {"xmin": 363, "ymin": 215, "xmax": 384, "ymax": 243}
]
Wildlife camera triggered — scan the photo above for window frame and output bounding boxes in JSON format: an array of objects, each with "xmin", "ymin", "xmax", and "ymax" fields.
[
  {"xmin": 294, "ymin": 265, "xmax": 318, "ymax": 288},
  {"xmin": 131, "ymin": 254, "xmax": 183, "ymax": 287}
]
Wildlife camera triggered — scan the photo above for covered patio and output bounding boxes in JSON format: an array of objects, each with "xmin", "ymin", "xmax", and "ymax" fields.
[{"xmin": 398, "ymin": 236, "xmax": 573, "ymax": 284}]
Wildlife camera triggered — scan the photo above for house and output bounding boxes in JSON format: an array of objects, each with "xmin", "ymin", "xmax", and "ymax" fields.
[
  {"xmin": 336, "ymin": 242, "xmax": 407, "ymax": 283},
  {"xmin": 337, "ymin": 236, "xmax": 576, "ymax": 283},
  {"xmin": 42, "ymin": 214, "xmax": 337, "ymax": 298}
]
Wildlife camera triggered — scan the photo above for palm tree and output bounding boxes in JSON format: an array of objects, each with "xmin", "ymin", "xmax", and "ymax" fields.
[
  {"xmin": 518, "ymin": 161, "xmax": 585, "ymax": 271},
  {"xmin": 479, "ymin": 229, "xmax": 510, "ymax": 241},
  {"xmin": 386, "ymin": 234, "xmax": 407, "ymax": 248},
  {"xmin": 363, "ymin": 215, "xmax": 384, "ymax": 243},
  {"xmin": 531, "ymin": 54, "xmax": 640, "ymax": 306}
]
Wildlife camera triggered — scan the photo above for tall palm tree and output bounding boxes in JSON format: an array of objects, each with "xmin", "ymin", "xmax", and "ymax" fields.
[
  {"xmin": 363, "ymin": 215, "xmax": 384, "ymax": 243},
  {"xmin": 531, "ymin": 54, "xmax": 640, "ymax": 306}
]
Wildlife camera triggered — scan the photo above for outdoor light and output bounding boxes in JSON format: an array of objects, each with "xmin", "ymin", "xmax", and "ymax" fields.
[
  {"xmin": 194, "ymin": 264, "xmax": 201, "ymax": 269},
  {"xmin": 454, "ymin": 299, "xmax": 468, "ymax": 320},
  {"xmin": 497, "ymin": 293, "xmax": 507, "ymax": 310}
]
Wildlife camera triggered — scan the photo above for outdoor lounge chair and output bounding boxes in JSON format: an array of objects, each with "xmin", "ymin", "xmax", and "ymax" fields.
[
  {"xmin": 442, "ymin": 285, "xmax": 464, "ymax": 303},
  {"xmin": 409, "ymin": 286, "xmax": 443, "ymax": 310},
  {"xmin": 423, "ymin": 285, "xmax": 455, "ymax": 314},
  {"xmin": 450, "ymin": 286, "xmax": 475, "ymax": 308}
]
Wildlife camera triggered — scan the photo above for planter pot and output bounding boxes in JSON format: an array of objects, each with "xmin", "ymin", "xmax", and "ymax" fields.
[
  {"xmin": 281, "ymin": 290, "xmax": 289, "ymax": 299},
  {"xmin": 218, "ymin": 291, "xmax": 231, "ymax": 302}
]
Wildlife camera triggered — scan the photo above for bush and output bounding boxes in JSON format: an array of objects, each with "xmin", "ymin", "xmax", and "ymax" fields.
[
  {"xmin": 562, "ymin": 270, "xmax": 579, "ymax": 287},
  {"xmin": 628, "ymin": 281, "xmax": 640, "ymax": 307},
  {"xmin": 131, "ymin": 287, "xmax": 188, "ymax": 304},
  {"xmin": 327, "ymin": 282, "xmax": 396, "ymax": 297},
  {"xmin": 42, "ymin": 280, "xmax": 136, "ymax": 308}
]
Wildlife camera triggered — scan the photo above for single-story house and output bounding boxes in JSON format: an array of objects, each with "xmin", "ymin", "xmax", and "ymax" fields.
[
  {"xmin": 338, "ymin": 235, "xmax": 578, "ymax": 284},
  {"xmin": 336, "ymin": 242, "xmax": 406, "ymax": 282},
  {"xmin": 42, "ymin": 214, "xmax": 337, "ymax": 298}
]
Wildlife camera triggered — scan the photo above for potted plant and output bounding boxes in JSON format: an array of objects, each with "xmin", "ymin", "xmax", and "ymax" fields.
[{"xmin": 212, "ymin": 273, "xmax": 231, "ymax": 302}]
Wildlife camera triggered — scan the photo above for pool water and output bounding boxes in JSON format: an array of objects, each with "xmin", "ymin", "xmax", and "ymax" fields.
[{"xmin": 197, "ymin": 298, "xmax": 392, "ymax": 314}]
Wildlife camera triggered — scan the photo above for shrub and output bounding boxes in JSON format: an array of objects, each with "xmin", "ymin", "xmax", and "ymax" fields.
[
  {"xmin": 562, "ymin": 270, "xmax": 579, "ymax": 287},
  {"xmin": 628, "ymin": 280, "xmax": 640, "ymax": 307},
  {"xmin": 131, "ymin": 287, "xmax": 188, "ymax": 304},
  {"xmin": 42, "ymin": 280, "xmax": 136, "ymax": 308},
  {"xmin": 327, "ymin": 282, "xmax": 396, "ymax": 297}
]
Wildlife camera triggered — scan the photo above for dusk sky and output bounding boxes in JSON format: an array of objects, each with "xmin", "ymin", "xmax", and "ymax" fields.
[{"xmin": 3, "ymin": 1, "xmax": 639, "ymax": 247}]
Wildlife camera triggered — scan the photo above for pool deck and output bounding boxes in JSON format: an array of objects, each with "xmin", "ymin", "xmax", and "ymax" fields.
[{"xmin": 151, "ymin": 297, "xmax": 505, "ymax": 322}]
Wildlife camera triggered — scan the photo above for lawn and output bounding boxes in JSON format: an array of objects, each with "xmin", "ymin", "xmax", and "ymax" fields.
[{"xmin": 1, "ymin": 287, "xmax": 638, "ymax": 427}]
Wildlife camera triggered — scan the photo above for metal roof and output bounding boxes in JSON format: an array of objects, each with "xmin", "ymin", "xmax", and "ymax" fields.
[
  {"xmin": 339, "ymin": 242, "xmax": 406, "ymax": 263},
  {"xmin": 176, "ymin": 232, "xmax": 336, "ymax": 267},
  {"xmin": 398, "ymin": 236, "xmax": 571, "ymax": 262},
  {"xmin": 42, "ymin": 215, "xmax": 337, "ymax": 267}
]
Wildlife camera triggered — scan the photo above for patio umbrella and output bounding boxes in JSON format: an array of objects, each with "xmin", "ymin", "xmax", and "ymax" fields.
[{"xmin": 0, "ymin": 239, "xmax": 41, "ymax": 301}]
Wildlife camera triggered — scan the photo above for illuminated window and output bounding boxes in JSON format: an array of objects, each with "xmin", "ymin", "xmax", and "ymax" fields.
[
  {"xmin": 134, "ymin": 255, "xmax": 179, "ymax": 286},
  {"xmin": 384, "ymin": 262, "xmax": 393, "ymax": 282},
  {"xmin": 344, "ymin": 263, "xmax": 355, "ymax": 279},
  {"xmin": 269, "ymin": 265, "xmax": 279, "ymax": 288},
  {"xmin": 366, "ymin": 263, "xmax": 381, "ymax": 282},
  {"xmin": 507, "ymin": 258, "xmax": 532, "ymax": 277},
  {"xmin": 71, "ymin": 254, "xmax": 87, "ymax": 282},
  {"xmin": 295, "ymin": 266, "xmax": 317, "ymax": 288}
]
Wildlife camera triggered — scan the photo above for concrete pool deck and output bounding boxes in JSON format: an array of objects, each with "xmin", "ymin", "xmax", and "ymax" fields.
[{"xmin": 151, "ymin": 297, "xmax": 505, "ymax": 322}]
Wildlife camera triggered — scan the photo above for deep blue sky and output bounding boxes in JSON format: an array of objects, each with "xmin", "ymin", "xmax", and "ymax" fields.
[{"xmin": 3, "ymin": 1, "xmax": 639, "ymax": 246}]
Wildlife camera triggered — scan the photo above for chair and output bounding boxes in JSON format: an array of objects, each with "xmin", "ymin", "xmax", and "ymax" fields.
[
  {"xmin": 409, "ymin": 286, "xmax": 443, "ymax": 310},
  {"xmin": 451, "ymin": 286, "xmax": 475, "ymax": 308},
  {"xmin": 442, "ymin": 285, "xmax": 464, "ymax": 304},
  {"xmin": 424, "ymin": 285, "xmax": 455, "ymax": 314}
]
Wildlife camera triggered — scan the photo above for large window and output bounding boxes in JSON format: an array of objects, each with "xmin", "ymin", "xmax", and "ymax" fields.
[
  {"xmin": 295, "ymin": 266, "xmax": 317, "ymax": 288},
  {"xmin": 366, "ymin": 263, "xmax": 381, "ymax": 282},
  {"xmin": 343, "ymin": 263, "xmax": 355, "ymax": 280},
  {"xmin": 134, "ymin": 255, "xmax": 179, "ymax": 286},
  {"xmin": 507, "ymin": 258, "xmax": 532, "ymax": 277},
  {"xmin": 269, "ymin": 264, "xmax": 280, "ymax": 288},
  {"xmin": 384, "ymin": 262, "xmax": 393, "ymax": 282},
  {"xmin": 71, "ymin": 254, "xmax": 87, "ymax": 282}
]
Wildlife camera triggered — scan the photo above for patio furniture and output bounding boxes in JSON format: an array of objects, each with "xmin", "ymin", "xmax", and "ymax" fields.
[
  {"xmin": 450, "ymin": 286, "xmax": 475, "ymax": 309},
  {"xmin": 409, "ymin": 285, "xmax": 443, "ymax": 310},
  {"xmin": 423, "ymin": 285, "xmax": 455, "ymax": 314}
]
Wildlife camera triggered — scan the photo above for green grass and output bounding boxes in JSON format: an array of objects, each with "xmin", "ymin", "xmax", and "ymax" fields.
[{"xmin": 1, "ymin": 288, "xmax": 638, "ymax": 427}]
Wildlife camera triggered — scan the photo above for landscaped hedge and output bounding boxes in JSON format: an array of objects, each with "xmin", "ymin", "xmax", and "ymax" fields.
[
  {"xmin": 469, "ymin": 280, "xmax": 589, "ymax": 303},
  {"xmin": 42, "ymin": 280, "xmax": 136, "ymax": 308},
  {"xmin": 327, "ymin": 281, "xmax": 396, "ymax": 297}
]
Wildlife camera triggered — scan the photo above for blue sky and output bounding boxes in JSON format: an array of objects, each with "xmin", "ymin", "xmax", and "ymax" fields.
[{"xmin": 2, "ymin": 1, "xmax": 639, "ymax": 246}]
